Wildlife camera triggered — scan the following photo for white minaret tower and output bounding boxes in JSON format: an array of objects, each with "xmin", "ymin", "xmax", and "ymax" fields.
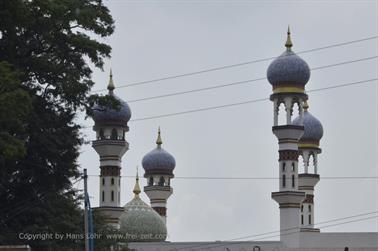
[
  {"xmin": 91, "ymin": 70, "xmax": 132, "ymax": 227},
  {"xmin": 293, "ymin": 101, "xmax": 324, "ymax": 232},
  {"xmin": 142, "ymin": 128, "xmax": 176, "ymax": 224},
  {"xmin": 267, "ymin": 28, "xmax": 310, "ymax": 248}
]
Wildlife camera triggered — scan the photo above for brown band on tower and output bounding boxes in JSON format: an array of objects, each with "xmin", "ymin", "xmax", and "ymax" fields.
[
  {"xmin": 302, "ymin": 194, "xmax": 314, "ymax": 204},
  {"xmin": 279, "ymin": 150, "xmax": 299, "ymax": 161},
  {"xmin": 100, "ymin": 166, "xmax": 121, "ymax": 176},
  {"xmin": 153, "ymin": 207, "xmax": 167, "ymax": 217}
]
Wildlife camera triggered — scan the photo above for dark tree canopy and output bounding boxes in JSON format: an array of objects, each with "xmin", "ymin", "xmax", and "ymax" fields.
[{"xmin": 0, "ymin": 1, "xmax": 120, "ymax": 250}]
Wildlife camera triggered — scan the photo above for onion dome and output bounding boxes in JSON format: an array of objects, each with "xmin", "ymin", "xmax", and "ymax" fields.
[
  {"xmin": 92, "ymin": 69, "xmax": 131, "ymax": 126},
  {"xmin": 119, "ymin": 172, "xmax": 167, "ymax": 242},
  {"xmin": 142, "ymin": 128, "xmax": 176, "ymax": 177},
  {"xmin": 267, "ymin": 27, "xmax": 310, "ymax": 94},
  {"xmin": 293, "ymin": 101, "xmax": 323, "ymax": 147}
]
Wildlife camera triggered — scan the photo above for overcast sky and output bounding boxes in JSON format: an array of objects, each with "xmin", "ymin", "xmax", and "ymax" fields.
[{"xmin": 78, "ymin": 0, "xmax": 378, "ymax": 242}]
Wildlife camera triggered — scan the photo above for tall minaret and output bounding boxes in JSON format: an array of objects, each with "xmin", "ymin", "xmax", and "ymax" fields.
[
  {"xmin": 91, "ymin": 70, "xmax": 132, "ymax": 227},
  {"xmin": 142, "ymin": 128, "xmax": 176, "ymax": 224},
  {"xmin": 293, "ymin": 101, "xmax": 323, "ymax": 232},
  {"xmin": 267, "ymin": 28, "xmax": 310, "ymax": 247}
]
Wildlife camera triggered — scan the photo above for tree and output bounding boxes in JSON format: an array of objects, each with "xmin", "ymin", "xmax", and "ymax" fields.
[
  {"xmin": 0, "ymin": 0, "xmax": 119, "ymax": 250},
  {"xmin": 0, "ymin": 61, "xmax": 31, "ymax": 160}
]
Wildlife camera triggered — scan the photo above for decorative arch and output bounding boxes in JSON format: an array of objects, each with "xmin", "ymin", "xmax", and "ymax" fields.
[
  {"xmin": 111, "ymin": 128, "xmax": 118, "ymax": 140},
  {"xmin": 149, "ymin": 176, "xmax": 154, "ymax": 186},
  {"xmin": 158, "ymin": 176, "xmax": 165, "ymax": 186},
  {"xmin": 99, "ymin": 128, "xmax": 105, "ymax": 139}
]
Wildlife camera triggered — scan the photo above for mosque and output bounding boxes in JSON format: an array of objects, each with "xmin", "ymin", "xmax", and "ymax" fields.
[{"xmin": 90, "ymin": 29, "xmax": 378, "ymax": 251}]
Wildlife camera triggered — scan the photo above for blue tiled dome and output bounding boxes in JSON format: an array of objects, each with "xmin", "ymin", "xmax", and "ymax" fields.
[
  {"xmin": 267, "ymin": 28, "xmax": 310, "ymax": 89},
  {"xmin": 293, "ymin": 108, "xmax": 323, "ymax": 142},
  {"xmin": 92, "ymin": 92, "xmax": 131, "ymax": 125},
  {"xmin": 92, "ymin": 71, "xmax": 131, "ymax": 126},
  {"xmin": 142, "ymin": 129, "xmax": 176, "ymax": 176},
  {"xmin": 142, "ymin": 147, "xmax": 176, "ymax": 176},
  {"xmin": 267, "ymin": 49, "xmax": 310, "ymax": 87}
]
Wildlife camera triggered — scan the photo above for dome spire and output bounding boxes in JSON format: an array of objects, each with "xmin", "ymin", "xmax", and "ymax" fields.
[
  {"xmin": 156, "ymin": 127, "xmax": 163, "ymax": 146},
  {"xmin": 133, "ymin": 166, "xmax": 141, "ymax": 196},
  {"xmin": 107, "ymin": 68, "xmax": 115, "ymax": 92},
  {"xmin": 285, "ymin": 26, "xmax": 293, "ymax": 50},
  {"xmin": 303, "ymin": 100, "xmax": 309, "ymax": 111}
]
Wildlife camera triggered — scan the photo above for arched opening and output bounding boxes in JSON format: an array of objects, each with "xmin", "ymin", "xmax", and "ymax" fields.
[
  {"xmin": 149, "ymin": 176, "xmax": 154, "ymax": 186},
  {"xmin": 277, "ymin": 102, "xmax": 286, "ymax": 126},
  {"xmin": 344, "ymin": 248, "xmax": 349, "ymax": 251},
  {"xmin": 99, "ymin": 129, "xmax": 105, "ymax": 140},
  {"xmin": 111, "ymin": 178, "xmax": 114, "ymax": 185},
  {"xmin": 301, "ymin": 205, "xmax": 304, "ymax": 212},
  {"xmin": 298, "ymin": 155, "xmax": 304, "ymax": 173},
  {"xmin": 309, "ymin": 214, "xmax": 312, "ymax": 225},
  {"xmin": 309, "ymin": 153, "xmax": 315, "ymax": 173},
  {"xmin": 301, "ymin": 214, "xmax": 304, "ymax": 225},
  {"xmin": 292, "ymin": 162, "xmax": 295, "ymax": 172},
  {"xmin": 291, "ymin": 175, "xmax": 295, "ymax": 188},
  {"xmin": 253, "ymin": 246, "xmax": 261, "ymax": 251},
  {"xmin": 282, "ymin": 174, "xmax": 286, "ymax": 188},
  {"xmin": 102, "ymin": 178, "xmax": 105, "ymax": 186},
  {"xmin": 292, "ymin": 101, "xmax": 301, "ymax": 118},
  {"xmin": 111, "ymin": 128, "xmax": 118, "ymax": 140},
  {"xmin": 282, "ymin": 162, "xmax": 286, "ymax": 172},
  {"xmin": 308, "ymin": 205, "xmax": 312, "ymax": 212},
  {"xmin": 111, "ymin": 190, "xmax": 114, "ymax": 202},
  {"xmin": 158, "ymin": 176, "xmax": 165, "ymax": 186},
  {"xmin": 102, "ymin": 191, "xmax": 105, "ymax": 202}
]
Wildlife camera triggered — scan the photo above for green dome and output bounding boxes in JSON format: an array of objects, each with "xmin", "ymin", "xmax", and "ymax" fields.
[{"xmin": 119, "ymin": 177, "xmax": 167, "ymax": 242}]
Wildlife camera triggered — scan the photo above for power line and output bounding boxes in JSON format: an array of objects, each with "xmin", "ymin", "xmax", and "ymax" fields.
[
  {"xmin": 129, "ymin": 78, "xmax": 378, "ymax": 122},
  {"xmin": 87, "ymin": 174, "xmax": 378, "ymax": 180},
  {"xmin": 79, "ymin": 77, "xmax": 377, "ymax": 128},
  {"xmin": 170, "ymin": 211, "xmax": 378, "ymax": 251},
  {"xmin": 255, "ymin": 216, "xmax": 378, "ymax": 242},
  {"xmin": 126, "ymin": 55, "xmax": 378, "ymax": 103},
  {"xmin": 92, "ymin": 35, "xmax": 378, "ymax": 92}
]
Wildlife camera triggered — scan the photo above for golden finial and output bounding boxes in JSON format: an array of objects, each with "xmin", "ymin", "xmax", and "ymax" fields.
[
  {"xmin": 156, "ymin": 127, "xmax": 162, "ymax": 146},
  {"xmin": 107, "ymin": 68, "xmax": 115, "ymax": 91},
  {"xmin": 285, "ymin": 26, "xmax": 293, "ymax": 50},
  {"xmin": 133, "ymin": 166, "xmax": 141, "ymax": 196},
  {"xmin": 303, "ymin": 100, "xmax": 309, "ymax": 111}
]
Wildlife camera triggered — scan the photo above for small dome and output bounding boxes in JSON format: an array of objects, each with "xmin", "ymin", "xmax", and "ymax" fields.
[
  {"xmin": 293, "ymin": 102, "xmax": 323, "ymax": 144},
  {"xmin": 92, "ymin": 70, "xmax": 131, "ymax": 126},
  {"xmin": 267, "ymin": 28, "xmax": 310, "ymax": 89},
  {"xmin": 142, "ymin": 128, "xmax": 176, "ymax": 176},
  {"xmin": 119, "ymin": 176, "xmax": 167, "ymax": 242}
]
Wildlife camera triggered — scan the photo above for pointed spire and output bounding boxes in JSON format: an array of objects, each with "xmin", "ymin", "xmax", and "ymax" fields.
[
  {"xmin": 303, "ymin": 100, "xmax": 309, "ymax": 111},
  {"xmin": 285, "ymin": 26, "xmax": 293, "ymax": 50},
  {"xmin": 156, "ymin": 127, "xmax": 162, "ymax": 146},
  {"xmin": 107, "ymin": 68, "xmax": 115, "ymax": 92},
  {"xmin": 133, "ymin": 166, "xmax": 141, "ymax": 196}
]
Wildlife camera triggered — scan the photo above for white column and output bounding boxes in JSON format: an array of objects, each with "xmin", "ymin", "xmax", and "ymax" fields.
[
  {"xmin": 284, "ymin": 97, "xmax": 292, "ymax": 125},
  {"xmin": 274, "ymin": 100, "xmax": 278, "ymax": 126},
  {"xmin": 314, "ymin": 154, "xmax": 318, "ymax": 174}
]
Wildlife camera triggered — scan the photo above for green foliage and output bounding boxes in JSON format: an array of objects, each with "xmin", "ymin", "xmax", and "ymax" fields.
[
  {"xmin": 0, "ymin": 0, "xmax": 122, "ymax": 250},
  {"xmin": 0, "ymin": 61, "xmax": 31, "ymax": 159}
]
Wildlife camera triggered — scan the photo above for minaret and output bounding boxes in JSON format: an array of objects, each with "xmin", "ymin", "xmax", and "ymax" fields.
[
  {"xmin": 91, "ymin": 70, "xmax": 132, "ymax": 227},
  {"xmin": 293, "ymin": 101, "xmax": 324, "ymax": 232},
  {"xmin": 142, "ymin": 128, "xmax": 176, "ymax": 224},
  {"xmin": 267, "ymin": 28, "xmax": 310, "ymax": 247}
]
